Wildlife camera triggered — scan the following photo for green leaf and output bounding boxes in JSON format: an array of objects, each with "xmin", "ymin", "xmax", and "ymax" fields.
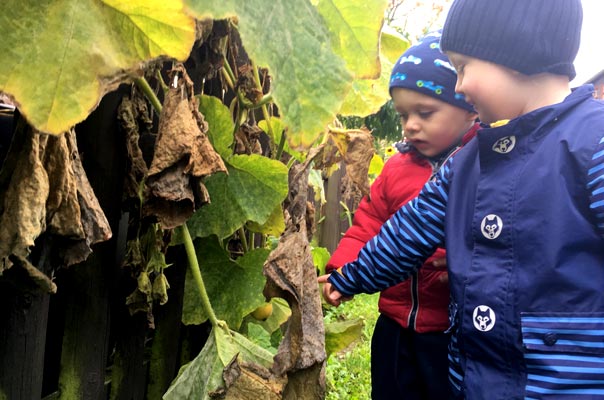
[
  {"xmin": 245, "ymin": 323, "xmax": 278, "ymax": 355},
  {"xmin": 312, "ymin": 246, "xmax": 331, "ymax": 276},
  {"xmin": 0, "ymin": 0, "xmax": 196, "ymax": 134},
  {"xmin": 163, "ymin": 326, "xmax": 274, "ymax": 400},
  {"xmin": 315, "ymin": 0, "xmax": 389, "ymax": 79},
  {"xmin": 324, "ymin": 318, "xmax": 364, "ymax": 357},
  {"xmin": 186, "ymin": 154, "xmax": 288, "ymax": 240},
  {"xmin": 199, "ymin": 94, "xmax": 234, "ymax": 158},
  {"xmin": 338, "ymin": 55, "xmax": 392, "ymax": 117},
  {"xmin": 380, "ymin": 31, "xmax": 411, "ymax": 65},
  {"xmin": 368, "ymin": 153, "xmax": 385, "ymax": 176},
  {"xmin": 338, "ymin": 31, "xmax": 410, "ymax": 117},
  {"xmin": 185, "ymin": 0, "xmax": 352, "ymax": 149},
  {"xmin": 246, "ymin": 205, "xmax": 285, "ymax": 236},
  {"xmin": 182, "ymin": 237, "xmax": 269, "ymax": 330},
  {"xmin": 258, "ymin": 117, "xmax": 304, "ymax": 162},
  {"xmin": 308, "ymin": 169, "xmax": 326, "ymax": 205}
]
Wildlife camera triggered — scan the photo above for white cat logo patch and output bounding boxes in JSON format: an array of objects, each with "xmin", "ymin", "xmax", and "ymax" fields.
[
  {"xmin": 473, "ymin": 305, "xmax": 496, "ymax": 332},
  {"xmin": 480, "ymin": 214, "xmax": 503, "ymax": 239},
  {"xmin": 492, "ymin": 136, "xmax": 516, "ymax": 154}
]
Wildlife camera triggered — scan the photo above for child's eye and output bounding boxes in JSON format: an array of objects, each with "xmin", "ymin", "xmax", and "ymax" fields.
[
  {"xmin": 398, "ymin": 113, "xmax": 408, "ymax": 122},
  {"xmin": 419, "ymin": 111, "xmax": 433, "ymax": 119}
]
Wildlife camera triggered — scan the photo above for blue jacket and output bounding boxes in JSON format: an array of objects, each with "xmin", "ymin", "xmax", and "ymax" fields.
[{"xmin": 329, "ymin": 85, "xmax": 604, "ymax": 399}]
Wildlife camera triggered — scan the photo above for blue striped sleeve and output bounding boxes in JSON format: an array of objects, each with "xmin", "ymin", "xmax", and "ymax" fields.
[
  {"xmin": 587, "ymin": 135, "xmax": 604, "ymax": 236},
  {"xmin": 328, "ymin": 158, "xmax": 451, "ymax": 296}
]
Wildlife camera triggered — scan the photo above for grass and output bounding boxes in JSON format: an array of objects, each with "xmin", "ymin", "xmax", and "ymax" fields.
[{"xmin": 323, "ymin": 293, "xmax": 380, "ymax": 400}]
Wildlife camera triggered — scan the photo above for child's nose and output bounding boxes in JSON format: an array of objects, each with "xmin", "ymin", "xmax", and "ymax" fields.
[{"xmin": 404, "ymin": 117, "xmax": 420, "ymax": 134}]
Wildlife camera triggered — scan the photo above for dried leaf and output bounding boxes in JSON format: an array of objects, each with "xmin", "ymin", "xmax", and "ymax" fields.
[
  {"xmin": 262, "ymin": 161, "xmax": 326, "ymax": 399},
  {"xmin": 57, "ymin": 130, "xmax": 112, "ymax": 266},
  {"xmin": 117, "ymin": 95, "xmax": 151, "ymax": 201},
  {"xmin": 0, "ymin": 126, "xmax": 49, "ymax": 273},
  {"xmin": 342, "ymin": 127, "xmax": 374, "ymax": 198},
  {"xmin": 217, "ymin": 357, "xmax": 285, "ymax": 400},
  {"xmin": 0, "ymin": 125, "xmax": 112, "ymax": 287},
  {"xmin": 144, "ymin": 64, "xmax": 227, "ymax": 229}
]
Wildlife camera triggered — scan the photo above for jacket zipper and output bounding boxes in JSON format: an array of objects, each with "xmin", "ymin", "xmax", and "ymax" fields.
[{"xmin": 407, "ymin": 271, "xmax": 419, "ymax": 329}]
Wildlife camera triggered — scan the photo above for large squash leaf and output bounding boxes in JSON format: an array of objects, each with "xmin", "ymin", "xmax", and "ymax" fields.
[
  {"xmin": 324, "ymin": 318, "xmax": 364, "ymax": 357},
  {"xmin": 163, "ymin": 326, "xmax": 277, "ymax": 400},
  {"xmin": 186, "ymin": 154, "xmax": 288, "ymax": 240},
  {"xmin": 381, "ymin": 31, "xmax": 411, "ymax": 65},
  {"xmin": 185, "ymin": 0, "xmax": 352, "ymax": 149},
  {"xmin": 199, "ymin": 94, "xmax": 234, "ymax": 158},
  {"xmin": 338, "ymin": 31, "xmax": 410, "ymax": 117},
  {"xmin": 315, "ymin": 0, "xmax": 388, "ymax": 79},
  {"xmin": 0, "ymin": 0, "xmax": 196, "ymax": 134},
  {"xmin": 182, "ymin": 236, "xmax": 270, "ymax": 330}
]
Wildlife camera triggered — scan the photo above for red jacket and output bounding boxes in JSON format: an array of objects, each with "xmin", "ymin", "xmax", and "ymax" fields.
[{"xmin": 326, "ymin": 124, "xmax": 479, "ymax": 333}]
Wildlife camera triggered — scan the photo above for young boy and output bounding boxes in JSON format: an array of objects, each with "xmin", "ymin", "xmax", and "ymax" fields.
[
  {"xmin": 324, "ymin": 33, "xmax": 478, "ymax": 400},
  {"xmin": 320, "ymin": 0, "xmax": 604, "ymax": 398}
]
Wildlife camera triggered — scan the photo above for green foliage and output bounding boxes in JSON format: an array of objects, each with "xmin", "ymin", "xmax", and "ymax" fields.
[
  {"xmin": 338, "ymin": 30, "xmax": 409, "ymax": 117},
  {"xmin": 0, "ymin": 0, "xmax": 195, "ymax": 134},
  {"xmin": 186, "ymin": 0, "xmax": 355, "ymax": 148},
  {"xmin": 340, "ymin": 99, "xmax": 402, "ymax": 143},
  {"xmin": 312, "ymin": 246, "xmax": 331, "ymax": 276},
  {"xmin": 199, "ymin": 94, "xmax": 235, "ymax": 158},
  {"xmin": 324, "ymin": 319, "xmax": 364, "ymax": 357},
  {"xmin": 365, "ymin": 99, "xmax": 403, "ymax": 143},
  {"xmin": 323, "ymin": 293, "xmax": 380, "ymax": 400},
  {"xmin": 163, "ymin": 326, "xmax": 274, "ymax": 400},
  {"xmin": 184, "ymin": 155, "xmax": 289, "ymax": 240},
  {"xmin": 182, "ymin": 236, "xmax": 270, "ymax": 330},
  {"xmin": 314, "ymin": 0, "xmax": 387, "ymax": 79}
]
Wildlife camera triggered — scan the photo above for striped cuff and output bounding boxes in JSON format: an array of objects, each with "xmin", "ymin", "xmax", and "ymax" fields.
[{"xmin": 327, "ymin": 267, "xmax": 358, "ymax": 297}]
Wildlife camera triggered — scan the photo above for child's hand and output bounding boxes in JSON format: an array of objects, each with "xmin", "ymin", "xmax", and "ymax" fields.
[
  {"xmin": 317, "ymin": 274, "xmax": 352, "ymax": 307},
  {"xmin": 432, "ymin": 257, "xmax": 449, "ymax": 284},
  {"xmin": 432, "ymin": 257, "xmax": 447, "ymax": 268}
]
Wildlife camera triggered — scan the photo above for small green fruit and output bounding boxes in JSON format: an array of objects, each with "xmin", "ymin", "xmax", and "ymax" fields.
[{"xmin": 251, "ymin": 302, "xmax": 273, "ymax": 320}]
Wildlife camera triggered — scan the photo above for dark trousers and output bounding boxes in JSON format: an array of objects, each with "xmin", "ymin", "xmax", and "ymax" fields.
[{"xmin": 371, "ymin": 314, "xmax": 450, "ymax": 400}]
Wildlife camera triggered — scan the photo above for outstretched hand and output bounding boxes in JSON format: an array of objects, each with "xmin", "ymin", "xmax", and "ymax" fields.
[{"xmin": 317, "ymin": 274, "xmax": 353, "ymax": 307}]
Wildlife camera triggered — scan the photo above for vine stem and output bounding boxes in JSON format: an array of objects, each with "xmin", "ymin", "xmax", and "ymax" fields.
[
  {"xmin": 135, "ymin": 75, "xmax": 227, "ymax": 333},
  {"xmin": 134, "ymin": 77, "xmax": 162, "ymax": 114},
  {"xmin": 179, "ymin": 224, "xmax": 221, "ymax": 329}
]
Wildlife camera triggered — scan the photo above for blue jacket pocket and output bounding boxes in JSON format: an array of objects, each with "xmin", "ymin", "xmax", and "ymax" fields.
[{"xmin": 521, "ymin": 312, "xmax": 604, "ymax": 398}]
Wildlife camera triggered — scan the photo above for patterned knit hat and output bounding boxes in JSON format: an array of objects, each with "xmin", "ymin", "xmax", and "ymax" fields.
[
  {"xmin": 440, "ymin": 0, "xmax": 582, "ymax": 80},
  {"xmin": 389, "ymin": 31, "xmax": 474, "ymax": 112}
]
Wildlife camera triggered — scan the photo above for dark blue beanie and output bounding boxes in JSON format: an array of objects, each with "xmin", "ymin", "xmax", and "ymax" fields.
[
  {"xmin": 389, "ymin": 32, "xmax": 474, "ymax": 112},
  {"xmin": 441, "ymin": 0, "xmax": 582, "ymax": 80}
]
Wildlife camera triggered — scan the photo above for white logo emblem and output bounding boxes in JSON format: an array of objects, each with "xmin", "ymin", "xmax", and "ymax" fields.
[
  {"xmin": 473, "ymin": 305, "xmax": 496, "ymax": 332},
  {"xmin": 492, "ymin": 136, "xmax": 516, "ymax": 154},
  {"xmin": 481, "ymin": 214, "xmax": 503, "ymax": 239}
]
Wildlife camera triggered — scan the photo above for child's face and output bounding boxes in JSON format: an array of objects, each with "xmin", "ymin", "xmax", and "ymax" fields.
[
  {"xmin": 391, "ymin": 87, "xmax": 476, "ymax": 158},
  {"xmin": 447, "ymin": 52, "xmax": 526, "ymax": 125}
]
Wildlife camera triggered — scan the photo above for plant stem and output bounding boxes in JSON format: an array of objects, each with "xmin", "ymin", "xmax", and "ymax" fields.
[
  {"xmin": 251, "ymin": 60, "xmax": 277, "ymax": 157},
  {"xmin": 238, "ymin": 227, "xmax": 249, "ymax": 253},
  {"xmin": 276, "ymin": 127, "xmax": 286, "ymax": 162},
  {"xmin": 135, "ymin": 77, "xmax": 162, "ymax": 114},
  {"xmin": 222, "ymin": 55, "xmax": 237, "ymax": 88},
  {"xmin": 179, "ymin": 224, "xmax": 219, "ymax": 328}
]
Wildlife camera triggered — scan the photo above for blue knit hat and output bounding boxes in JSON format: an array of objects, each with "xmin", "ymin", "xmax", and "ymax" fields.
[
  {"xmin": 440, "ymin": 0, "xmax": 582, "ymax": 80},
  {"xmin": 389, "ymin": 31, "xmax": 473, "ymax": 112}
]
